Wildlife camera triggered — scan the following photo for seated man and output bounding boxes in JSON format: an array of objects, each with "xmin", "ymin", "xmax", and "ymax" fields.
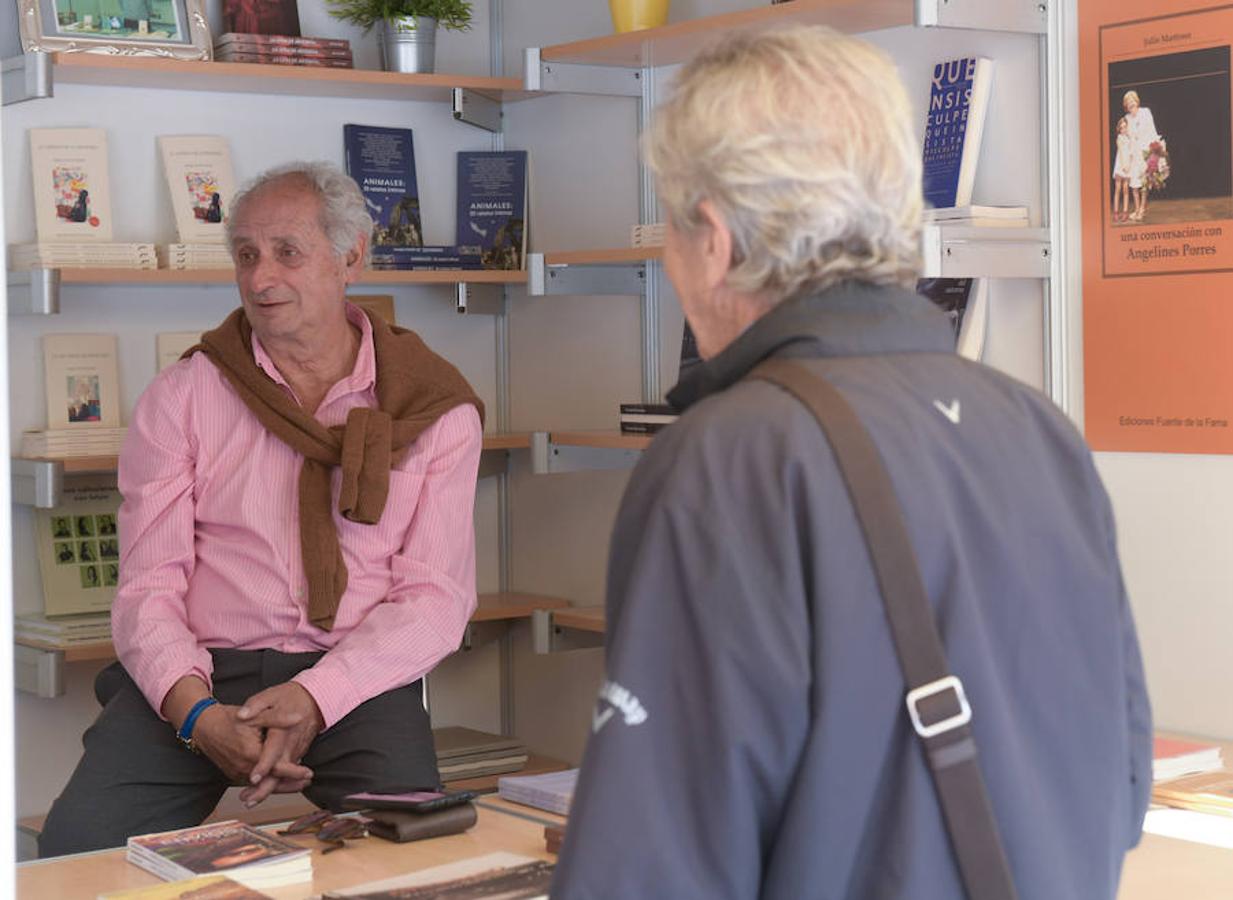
[
  {"xmin": 553, "ymin": 27, "xmax": 1151, "ymax": 900},
  {"xmin": 39, "ymin": 162, "xmax": 484, "ymax": 856}
]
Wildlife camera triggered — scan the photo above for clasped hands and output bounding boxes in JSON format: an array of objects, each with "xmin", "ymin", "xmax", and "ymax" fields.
[{"xmin": 183, "ymin": 681, "xmax": 326, "ymax": 808}]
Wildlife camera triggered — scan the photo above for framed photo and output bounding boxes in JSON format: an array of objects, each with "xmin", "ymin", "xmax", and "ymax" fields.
[{"xmin": 17, "ymin": 0, "xmax": 212, "ymax": 59}]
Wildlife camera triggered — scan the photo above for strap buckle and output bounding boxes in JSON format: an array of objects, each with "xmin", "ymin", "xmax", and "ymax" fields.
[{"xmin": 905, "ymin": 675, "xmax": 971, "ymax": 739}]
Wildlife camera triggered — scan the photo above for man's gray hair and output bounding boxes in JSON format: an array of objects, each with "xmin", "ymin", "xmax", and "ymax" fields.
[
  {"xmin": 644, "ymin": 27, "xmax": 922, "ymax": 302},
  {"xmin": 226, "ymin": 161, "xmax": 373, "ymax": 262}
]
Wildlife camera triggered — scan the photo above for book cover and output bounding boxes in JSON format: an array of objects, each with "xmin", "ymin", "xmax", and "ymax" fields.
[
  {"xmin": 455, "ymin": 151, "xmax": 528, "ymax": 270},
  {"xmin": 1153, "ymin": 735, "xmax": 1224, "ymax": 782},
  {"xmin": 42, "ymin": 333, "xmax": 122, "ymax": 429},
  {"xmin": 35, "ymin": 481, "xmax": 121, "ymax": 617},
  {"xmin": 127, "ymin": 820, "xmax": 310, "ymax": 884},
  {"xmin": 215, "ymin": 53, "xmax": 354, "ymax": 69},
  {"xmin": 369, "ymin": 246, "xmax": 482, "ymax": 271},
  {"xmin": 215, "ymin": 32, "xmax": 351, "ymax": 50},
  {"xmin": 157, "ymin": 136, "xmax": 238, "ymax": 245},
  {"xmin": 497, "ymin": 769, "xmax": 578, "ymax": 816},
  {"xmin": 221, "ymin": 0, "xmax": 301, "ymax": 37},
  {"xmin": 29, "ymin": 128, "xmax": 114, "ymax": 243},
  {"xmin": 157, "ymin": 332, "xmax": 203, "ymax": 372},
  {"xmin": 1152, "ymin": 771, "xmax": 1233, "ymax": 817},
  {"xmin": 98, "ymin": 874, "xmax": 272, "ymax": 899},
  {"xmin": 323, "ymin": 852, "xmax": 551, "ymax": 899},
  {"xmin": 344, "ymin": 125, "xmax": 424, "ymax": 255},
  {"xmin": 915, "ymin": 277, "xmax": 988, "ymax": 361},
  {"xmin": 921, "ymin": 57, "xmax": 994, "ymax": 210}
]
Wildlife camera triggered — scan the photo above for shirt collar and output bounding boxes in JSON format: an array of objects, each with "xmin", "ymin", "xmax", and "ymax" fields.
[{"xmin": 250, "ymin": 301, "xmax": 377, "ymax": 397}]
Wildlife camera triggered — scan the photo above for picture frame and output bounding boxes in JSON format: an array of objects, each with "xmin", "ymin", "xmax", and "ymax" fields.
[{"xmin": 17, "ymin": 0, "xmax": 212, "ymax": 59}]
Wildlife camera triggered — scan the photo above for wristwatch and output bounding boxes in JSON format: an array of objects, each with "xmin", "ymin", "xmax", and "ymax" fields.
[{"xmin": 176, "ymin": 697, "xmax": 219, "ymax": 754}]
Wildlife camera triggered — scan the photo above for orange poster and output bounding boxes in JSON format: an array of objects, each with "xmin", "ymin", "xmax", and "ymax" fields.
[{"xmin": 1080, "ymin": 1, "xmax": 1233, "ymax": 452}]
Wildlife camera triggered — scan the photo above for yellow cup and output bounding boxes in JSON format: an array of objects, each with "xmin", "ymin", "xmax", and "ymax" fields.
[{"xmin": 609, "ymin": 0, "xmax": 669, "ymax": 33}]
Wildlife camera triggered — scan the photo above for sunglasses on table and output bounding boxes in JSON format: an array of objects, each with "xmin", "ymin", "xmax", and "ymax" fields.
[{"xmin": 278, "ymin": 809, "xmax": 369, "ymax": 853}]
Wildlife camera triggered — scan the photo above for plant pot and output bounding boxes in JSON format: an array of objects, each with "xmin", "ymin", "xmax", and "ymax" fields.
[
  {"xmin": 608, "ymin": 0, "xmax": 668, "ymax": 33},
  {"xmin": 380, "ymin": 16, "xmax": 437, "ymax": 73}
]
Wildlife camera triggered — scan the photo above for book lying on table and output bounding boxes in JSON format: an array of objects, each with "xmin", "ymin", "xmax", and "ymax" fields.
[
  {"xmin": 1152, "ymin": 771, "xmax": 1233, "ymax": 818},
  {"xmin": 323, "ymin": 851, "xmax": 553, "ymax": 899},
  {"xmin": 1154, "ymin": 735, "xmax": 1225, "ymax": 782},
  {"xmin": 497, "ymin": 769, "xmax": 578, "ymax": 816},
  {"xmin": 434, "ymin": 726, "xmax": 528, "ymax": 781},
  {"xmin": 98, "ymin": 873, "xmax": 272, "ymax": 898},
  {"xmin": 127, "ymin": 820, "xmax": 310, "ymax": 890}
]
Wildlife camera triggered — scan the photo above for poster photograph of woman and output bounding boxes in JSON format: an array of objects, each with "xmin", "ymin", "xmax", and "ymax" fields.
[{"xmin": 1107, "ymin": 45, "xmax": 1232, "ymax": 228}]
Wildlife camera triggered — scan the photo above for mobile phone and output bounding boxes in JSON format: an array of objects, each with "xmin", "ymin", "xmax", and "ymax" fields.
[{"xmin": 341, "ymin": 788, "xmax": 476, "ymax": 814}]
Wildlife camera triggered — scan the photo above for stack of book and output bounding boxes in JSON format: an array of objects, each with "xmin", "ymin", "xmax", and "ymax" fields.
[
  {"xmin": 8, "ymin": 242, "xmax": 157, "ymax": 270},
  {"xmin": 21, "ymin": 426, "xmax": 127, "ymax": 458},
  {"xmin": 14, "ymin": 612, "xmax": 111, "ymax": 647},
  {"xmin": 1153, "ymin": 735, "xmax": 1225, "ymax": 782},
  {"xmin": 157, "ymin": 243, "xmax": 233, "ymax": 270},
  {"xmin": 924, "ymin": 205, "xmax": 1030, "ymax": 228},
  {"xmin": 497, "ymin": 768, "xmax": 578, "ymax": 816},
  {"xmin": 127, "ymin": 820, "xmax": 311, "ymax": 890},
  {"xmin": 1153, "ymin": 771, "xmax": 1233, "ymax": 818},
  {"xmin": 619, "ymin": 402, "xmax": 678, "ymax": 435},
  {"xmin": 434, "ymin": 727, "xmax": 529, "ymax": 782},
  {"xmin": 630, "ymin": 222, "xmax": 666, "ymax": 248},
  {"xmin": 214, "ymin": 33, "xmax": 354, "ymax": 68}
]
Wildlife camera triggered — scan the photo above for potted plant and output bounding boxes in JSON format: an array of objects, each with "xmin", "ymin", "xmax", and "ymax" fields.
[{"xmin": 326, "ymin": 0, "xmax": 473, "ymax": 73}]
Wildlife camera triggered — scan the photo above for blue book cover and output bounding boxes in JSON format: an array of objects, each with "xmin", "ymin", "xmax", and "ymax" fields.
[
  {"xmin": 921, "ymin": 57, "xmax": 993, "ymax": 210},
  {"xmin": 455, "ymin": 151, "xmax": 528, "ymax": 270},
  {"xmin": 370, "ymin": 245, "xmax": 483, "ymax": 270},
  {"xmin": 343, "ymin": 124, "xmax": 424, "ymax": 252}
]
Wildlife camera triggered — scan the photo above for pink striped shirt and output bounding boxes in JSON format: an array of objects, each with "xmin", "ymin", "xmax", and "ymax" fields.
[{"xmin": 113, "ymin": 304, "xmax": 481, "ymax": 729}]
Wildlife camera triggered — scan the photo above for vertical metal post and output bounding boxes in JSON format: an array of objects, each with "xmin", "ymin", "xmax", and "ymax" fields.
[
  {"xmin": 638, "ymin": 65, "xmax": 661, "ymax": 402},
  {"xmin": 1042, "ymin": 1, "xmax": 1070, "ymax": 416}
]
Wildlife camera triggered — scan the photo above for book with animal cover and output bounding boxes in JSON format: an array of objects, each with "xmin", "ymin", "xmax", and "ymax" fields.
[
  {"xmin": 456, "ymin": 151, "xmax": 528, "ymax": 270},
  {"xmin": 221, "ymin": 0, "xmax": 301, "ymax": 37},
  {"xmin": 1153, "ymin": 735, "xmax": 1225, "ymax": 782},
  {"xmin": 915, "ymin": 277, "xmax": 988, "ymax": 362},
  {"xmin": 344, "ymin": 125, "xmax": 424, "ymax": 256},
  {"xmin": 97, "ymin": 874, "xmax": 273, "ymax": 899},
  {"xmin": 42, "ymin": 333, "xmax": 122, "ymax": 430},
  {"xmin": 35, "ymin": 481, "xmax": 121, "ymax": 616},
  {"xmin": 322, "ymin": 851, "xmax": 552, "ymax": 899},
  {"xmin": 157, "ymin": 332, "xmax": 203, "ymax": 372},
  {"xmin": 126, "ymin": 820, "xmax": 310, "ymax": 888},
  {"xmin": 921, "ymin": 57, "xmax": 994, "ymax": 210},
  {"xmin": 157, "ymin": 136, "xmax": 238, "ymax": 245},
  {"xmin": 29, "ymin": 128, "xmax": 114, "ymax": 243}
]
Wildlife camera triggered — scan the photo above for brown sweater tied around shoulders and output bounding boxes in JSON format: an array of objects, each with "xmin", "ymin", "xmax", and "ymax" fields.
[{"xmin": 189, "ymin": 307, "xmax": 484, "ymax": 631}]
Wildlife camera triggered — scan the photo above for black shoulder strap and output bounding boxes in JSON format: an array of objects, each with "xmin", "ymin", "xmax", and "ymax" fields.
[{"xmin": 750, "ymin": 358, "xmax": 1019, "ymax": 900}]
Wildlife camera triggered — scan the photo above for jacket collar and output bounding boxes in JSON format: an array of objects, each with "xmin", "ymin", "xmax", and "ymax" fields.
[{"xmin": 667, "ymin": 281, "xmax": 957, "ymax": 411}]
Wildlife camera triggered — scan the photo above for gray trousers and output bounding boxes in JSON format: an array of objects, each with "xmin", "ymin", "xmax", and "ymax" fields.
[{"xmin": 38, "ymin": 648, "xmax": 438, "ymax": 857}]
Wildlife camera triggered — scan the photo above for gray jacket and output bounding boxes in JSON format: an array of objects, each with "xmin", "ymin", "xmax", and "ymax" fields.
[{"xmin": 552, "ymin": 282, "xmax": 1151, "ymax": 899}]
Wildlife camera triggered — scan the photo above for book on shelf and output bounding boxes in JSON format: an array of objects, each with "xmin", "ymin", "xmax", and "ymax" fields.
[
  {"xmin": 34, "ymin": 481, "xmax": 121, "ymax": 617},
  {"xmin": 29, "ymin": 127, "xmax": 115, "ymax": 243},
  {"xmin": 20, "ymin": 426, "xmax": 127, "ymax": 458},
  {"xmin": 921, "ymin": 57, "xmax": 994, "ymax": 210},
  {"xmin": 15, "ymin": 612, "xmax": 112, "ymax": 645},
  {"xmin": 924, "ymin": 204, "xmax": 1028, "ymax": 222},
  {"xmin": 157, "ymin": 332, "xmax": 203, "ymax": 372},
  {"xmin": 369, "ymin": 246, "xmax": 483, "ymax": 271},
  {"xmin": 157, "ymin": 136, "xmax": 237, "ymax": 245},
  {"xmin": 322, "ymin": 851, "xmax": 552, "ymax": 899},
  {"xmin": 619, "ymin": 402, "xmax": 678, "ymax": 435},
  {"xmin": 9, "ymin": 242, "xmax": 157, "ymax": 270},
  {"xmin": 43, "ymin": 333, "xmax": 122, "ymax": 430},
  {"xmin": 215, "ymin": 51, "xmax": 355, "ymax": 68},
  {"xmin": 344, "ymin": 124, "xmax": 425, "ymax": 259},
  {"xmin": 98, "ymin": 874, "xmax": 272, "ymax": 899},
  {"xmin": 434, "ymin": 726, "xmax": 529, "ymax": 781},
  {"xmin": 157, "ymin": 243, "xmax": 234, "ymax": 270},
  {"xmin": 456, "ymin": 151, "xmax": 528, "ymax": 271},
  {"xmin": 916, "ymin": 277, "xmax": 988, "ymax": 362},
  {"xmin": 347, "ymin": 294, "xmax": 397, "ymax": 325},
  {"xmin": 497, "ymin": 768, "xmax": 578, "ymax": 816},
  {"xmin": 214, "ymin": 41, "xmax": 353, "ymax": 61},
  {"xmin": 630, "ymin": 222, "xmax": 666, "ymax": 248},
  {"xmin": 1154, "ymin": 735, "xmax": 1225, "ymax": 783},
  {"xmin": 221, "ymin": 0, "xmax": 301, "ymax": 37},
  {"xmin": 1152, "ymin": 771, "xmax": 1233, "ymax": 818},
  {"xmin": 215, "ymin": 32, "xmax": 351, "ymax": 51},
  {"xmin": 127, "ymin": 820, "xmax": 311, "ymax": 889}
]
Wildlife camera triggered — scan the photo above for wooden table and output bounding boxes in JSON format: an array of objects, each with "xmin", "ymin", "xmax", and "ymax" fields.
[
  {"xmin": 1120, "ymin": 829, "xmax": 1233, "ymax": 898},
  {"xmin": 16, "ymin": 806, "xmax": 553, "ymax": 899}
]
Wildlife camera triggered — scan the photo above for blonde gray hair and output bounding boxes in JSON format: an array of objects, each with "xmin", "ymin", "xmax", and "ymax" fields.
[
  {"xmin": 644, "ymin": 27, "xmax": 922, "ymax": 302},
  {"xmin": 227, "ymin": 161, "xmax": 373, "ymax": 263}
]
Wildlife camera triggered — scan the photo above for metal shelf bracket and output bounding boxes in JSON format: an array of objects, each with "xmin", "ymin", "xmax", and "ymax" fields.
[
  {"xmin": 1, "ymin": 53, "xmax": 52, "ymax": 106},
  {"xmin": 529, "ymin": 432, "xmax": 643, "ymax": 475},
  {"xmin": 477, "ymin": 448, "xmax": 511, "ymax": 480},
  {"xmin": 523, "ymin": 48, "xmax": 641, "ymax": 97},
  {"xmin": 7, "ymin": 269, "xmax": 61, "ymax": 315},
  {"xmin": 453, "ymin": 88, "xmax": 503, "ymax": 133},
  {"xmin": 920, "ymin": 227, "xmax": 1051, "ymax": 279},
  {"xmin": 456, "ymin": 282, "xmax": 506, "ymax": 315},
  {"xmin": 527, "ymin": 253, "xmax": 646, "ymax": 297},
  {"xmin": 12, "ymin": 458, "xmax": 64, "ymax": 509},
  {"xmin": 916, "ymin": 0, "xmax": 1048, "ymax": 34},
  {"xmin": 531, "ymin": 609, "xmax": 604, "ymax": 654},
  {"xmin": 15, "ymin": 645, "xmax": 65, "ymax": 698}
]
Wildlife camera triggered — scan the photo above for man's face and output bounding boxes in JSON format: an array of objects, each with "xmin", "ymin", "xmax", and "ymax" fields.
[{"xmin": 230, "ymin": 176, "xmax": 359, "ymax": 346}]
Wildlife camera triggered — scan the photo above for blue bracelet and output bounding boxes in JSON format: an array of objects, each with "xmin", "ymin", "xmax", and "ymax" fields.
[{"xmin": 176, "ymin": 697, "xmax": 218, "ymax": 753}]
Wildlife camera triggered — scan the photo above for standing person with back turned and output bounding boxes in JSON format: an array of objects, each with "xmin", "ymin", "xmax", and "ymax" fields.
[
  {"xmin": 552, "ymin": 28, "xmax": 1151, "ymax": 900},
  {"xmin": 39, "ymin": 162, "xmax": 484, "ymax": 856}
]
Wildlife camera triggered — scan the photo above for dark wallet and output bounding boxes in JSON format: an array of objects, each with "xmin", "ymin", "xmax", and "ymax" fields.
[{"xmin": 365, "ymin": 801, "xmax": 478, "ymax": 843}]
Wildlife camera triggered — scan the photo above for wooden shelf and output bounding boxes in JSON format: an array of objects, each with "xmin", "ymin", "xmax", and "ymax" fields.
[
  {"xmin": 553, "ymin": 606, "xmax": 606, "ymax": 634},
  {"xmin": 13, "ymin": 637, "xmax": 115, "ymax": 662},
  {"xmin": 549, "ymin": 430, "xmax": 654, "ymax": 451},
  {"xmin": 47, "ymin": 52, "xmax": 526, "ymax": 102},
  {"xmin": 543, "ymin": 247, "xmax": 662, "ymax": 265},
  {"xmin": 473, "ymin": 592, "xmax": 571, "ymax": 622},
  {"xmin": 481, "ymin": 432, "xmax": 533, "ymax": 451},
  {"xmin": 540, "ymin": 0, "xmax": 914, "ymax": 68},
  {"xmin": 55, "ymin": 267, "xmax": 526, "ymax": 286}
]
